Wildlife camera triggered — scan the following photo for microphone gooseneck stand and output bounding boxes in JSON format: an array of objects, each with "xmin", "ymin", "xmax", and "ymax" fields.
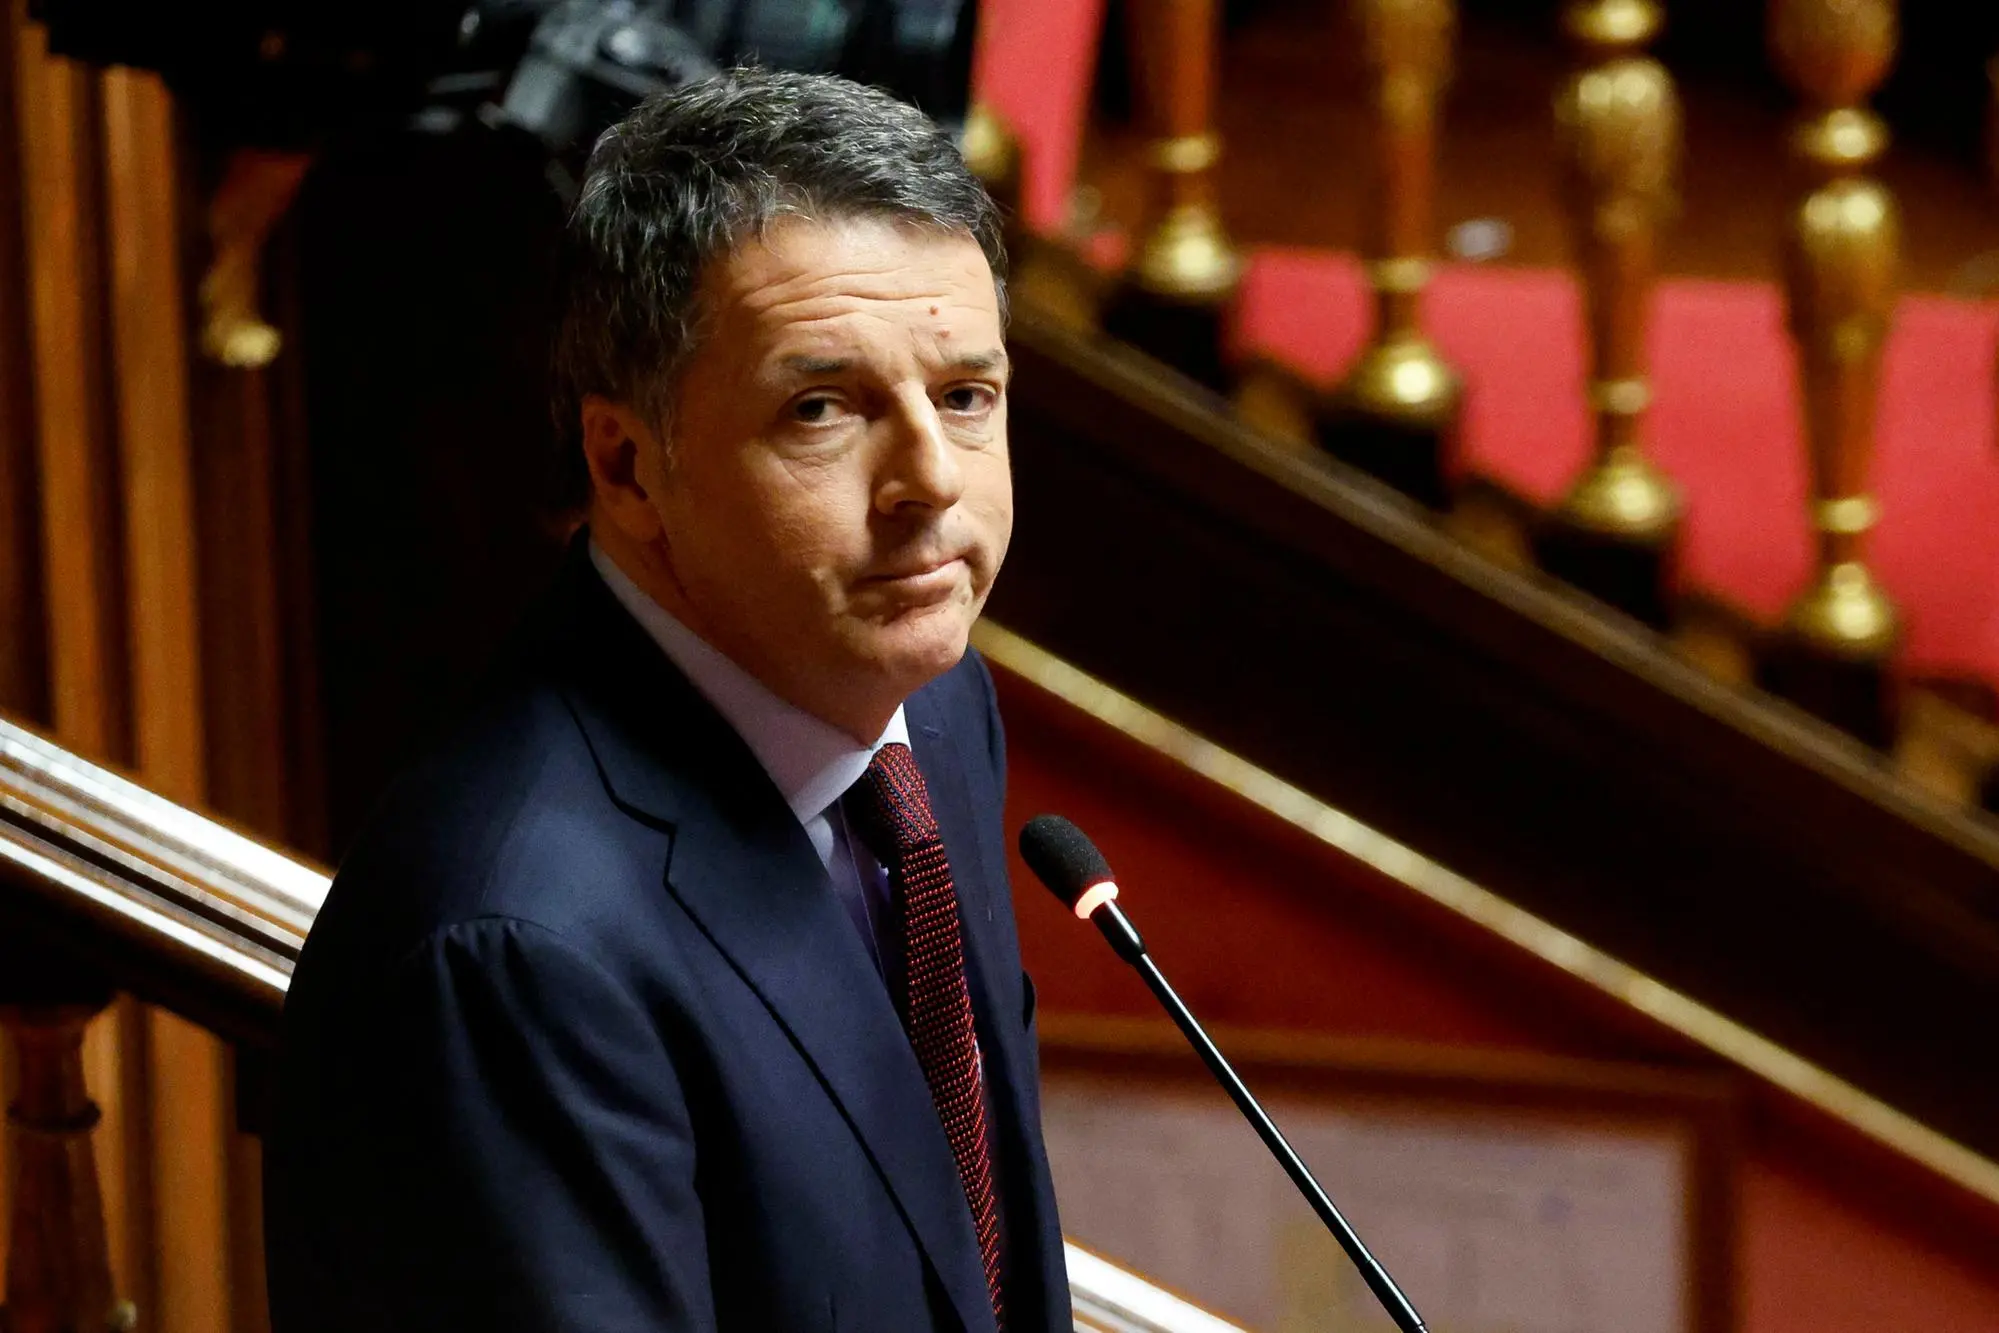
[
  {"xmin": 1017, "ymin": 813, "xmax": 1428, "ymax": 1333},
  {"xmin": 1085, "ymin": 898, "xmax": 1430, "ymax": 1333}
]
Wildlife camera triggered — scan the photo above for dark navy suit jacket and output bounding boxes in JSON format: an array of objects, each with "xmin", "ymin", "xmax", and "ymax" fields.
[{"xmin": 264, "ymin": 544, "xmax": 1070, "ymax": 1332}]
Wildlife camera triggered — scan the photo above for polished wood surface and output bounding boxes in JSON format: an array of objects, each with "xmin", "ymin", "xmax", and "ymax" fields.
[
  {"xmin": 0, "ymin": 996, "xmax": 127, "ymax": 1333},
  {"xmin": 0, "ymin": 712, "xmax": 1242, "ymax": 1332},
  {"xmin": 0, "ymin": 715, "xmax": 319, "ymax": 1038},
  {"xmin": 990, "ymin": 627, "xmax": 1999, "ymax": 1329},
  {"xmin": 190, "ymin": 226, "xmax": 328, "ymax": 861},
  {"xmin": 990, "ymin": 297, "xmax": 1999, "ymax": 1164},
  {"xmin": 2, "ymin": 13, "xmax": 312, "ymax": 1323},
  {"xmin": 2, "ymin": 5, "xmax": 1993, "ymax": 1324},
  {"xmin": 1133, "ymin": 0, "xmax": 1219, "ymax": 144},
  {"xmin": 10, "ymin": 647, "xmax": 1998, "ymax": 1333},
  {"xmin": 1, "ymin": 703, "xmax": 307, "ymax": 1330},
  {"xmin": 101, "ymin": 68, "xmax": 204, "ymax": 809},
  {"xmin": 18, "ymin": 20, "xmax": 128, "ymax": 766},
  {"xmin": 0, "ymin": 0, "xmax": 46, "ymax": 725},
  {"xmin": 11, "ymin": 20, "xmax": 147, "ymax": 1313}
]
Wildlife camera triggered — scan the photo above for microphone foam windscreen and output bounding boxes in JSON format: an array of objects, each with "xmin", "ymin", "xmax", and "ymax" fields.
[{"xmin": 1018, "ymin": 815, "xmax": 1114, "ymax": 909}]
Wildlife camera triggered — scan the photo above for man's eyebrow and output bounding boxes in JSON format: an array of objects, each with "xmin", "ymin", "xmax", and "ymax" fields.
[
  {"xmin": 777, "ymin": 354, "xmax": 854, "ymax": 377},
  {"xmin": 773, "ymin": 350, "xmax": 1011, "ymax": 378},
  {"xmin": 946, "ymin": 349, "xmax": 1010, "ymax": 377}
]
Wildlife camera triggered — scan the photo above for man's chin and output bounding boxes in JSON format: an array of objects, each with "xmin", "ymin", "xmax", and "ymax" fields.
[{"xmin": 856, "ymin": 608, "xmax": 975, "ymax": 691}]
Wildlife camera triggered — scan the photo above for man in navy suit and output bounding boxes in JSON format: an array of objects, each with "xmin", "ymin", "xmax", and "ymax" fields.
[{"xmin": 265, "ymin": 68, "xmax": 1068, "ymax": 1332}]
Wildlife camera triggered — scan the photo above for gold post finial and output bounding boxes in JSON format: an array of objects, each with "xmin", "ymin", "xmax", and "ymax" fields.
[
  {"xmin": 1317, "ymin": 0, "xmax": 1464, "ymax": 508},
  {"xmin": 1762, "ymin": 0, "xmax": 1901, "ymax": 743},
  {"xmin": 961, "ymin": 102, "xmax": 1024, "ymax": 221},
  {"xmin": 1101, "ymin": 0, "xmax": 1242, "ymax": 390},
  {"xmin": 1534, "ymin": 0, "xmax": 1683, "ymax": 625}
]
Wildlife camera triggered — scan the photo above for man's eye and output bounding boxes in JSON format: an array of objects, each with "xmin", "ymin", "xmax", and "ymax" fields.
[
  {"xmin": 792, "ymin": 396, "xmax": 839, "ymax": 424},
  {"xmin": 941, "ymin": 385, "xmax": 995, "ymax": 414}
]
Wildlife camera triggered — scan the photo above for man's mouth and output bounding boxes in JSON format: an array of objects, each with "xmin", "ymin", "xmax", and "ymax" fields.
[
  {"xmin": 869, "ymin": 555, "xmax": 959, "ymax": 582},
  {"xmin": 863, "ymin": 555, "xmax": 967, "ymax": 602}
]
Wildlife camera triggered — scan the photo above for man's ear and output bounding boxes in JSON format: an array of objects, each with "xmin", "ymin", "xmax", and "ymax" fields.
[{"xmin": 580, "ymin": 396, "xmax": 667, "ymax": 542}]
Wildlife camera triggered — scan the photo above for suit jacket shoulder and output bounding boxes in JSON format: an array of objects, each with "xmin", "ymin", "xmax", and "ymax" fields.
[{"xmin": 268, "ymin": 542, "xmax": 1068, "ymax": 1333}]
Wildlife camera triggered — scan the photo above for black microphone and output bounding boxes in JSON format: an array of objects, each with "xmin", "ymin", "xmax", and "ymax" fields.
[{"xmin": 1018, "ymin": 814, "xmax": 1430, "ymax": 1333}]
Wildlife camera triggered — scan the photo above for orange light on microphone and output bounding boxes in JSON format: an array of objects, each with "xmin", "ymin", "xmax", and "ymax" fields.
[{"xmin": 1073, "ymin": 880, "xmax": 1119, "ymax": 920}]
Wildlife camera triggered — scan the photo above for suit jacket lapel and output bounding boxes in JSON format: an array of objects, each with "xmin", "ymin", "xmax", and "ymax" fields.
[
  {"xmin": 541, "ymin": 546, "xmax": 998, "ymax": 1333},
  {"xmin": 660, "ymin": 806, "xmax": 998, "ymax": 1333}
]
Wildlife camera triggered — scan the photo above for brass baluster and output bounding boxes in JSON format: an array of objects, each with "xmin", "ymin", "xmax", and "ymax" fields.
[
  {"xmin": 1533, "ymin": 0, "xmax": 1682, "ymax": 628},
  {"xmin": 1316, "ymin": 0, "xmax": 1463, "ymax": 509},
  {"xmin": 1, "ymin": 996, "xmax": 134, "ymax": 1333},
  {"xmin": 960, "ymin": 102, "xmax": 1024, "ymax": 237},
  {"xmin": 1101, "ymin": 0, "xmax": 1242, "ymax": 392},
  {"xmin": 1760, "ymin": 0, "xmax": 1901, "ymax": 747}
]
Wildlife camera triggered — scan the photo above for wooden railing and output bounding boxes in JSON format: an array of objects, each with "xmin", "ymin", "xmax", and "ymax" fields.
[
  {"xmin": 983, "ymin": 0, "xmax": 1999, "ymax": 764},
  {"xmin": 990, "ymin": 294, "xmax": 1999, "ymax": 1165},
  {"xmin": 0, "ymin": 713, "xmax": 1243, "ymax": 1333}
]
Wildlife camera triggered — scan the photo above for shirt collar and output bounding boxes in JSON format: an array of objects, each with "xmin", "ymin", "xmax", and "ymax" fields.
[{"xmin": 590, "ymin": 539, "xmax": 908, "ymax": 828}]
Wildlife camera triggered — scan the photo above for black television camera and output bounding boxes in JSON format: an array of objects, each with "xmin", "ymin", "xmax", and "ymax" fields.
[{"xmin": 30, "ymin": 0, "xmax": 977, "ymax": 155}]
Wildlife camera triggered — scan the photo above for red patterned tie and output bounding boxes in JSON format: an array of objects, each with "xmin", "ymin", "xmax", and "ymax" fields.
[{"xmin": 844, "ymin": 742, "xmax": 1006, "ymax": 1330}]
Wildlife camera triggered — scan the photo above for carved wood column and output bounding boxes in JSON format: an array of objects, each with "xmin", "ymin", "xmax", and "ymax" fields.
[
  {"xmin": 16, "ymin": 8, "xmax": 129, "ymax": 765},
  {"xmin": 1, "ymin": 995, "xmax": 135, "ymax": 1333},
  {"xmin": 7, "ymin": 9, "xmax": 264, "ymax": 1330},
  {"xmin": 0, "ymin": 0, "xmax": 49, "ymax": 724}
]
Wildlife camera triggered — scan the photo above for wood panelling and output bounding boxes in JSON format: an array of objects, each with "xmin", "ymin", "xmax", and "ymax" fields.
[
  {"xmin": 0, "ymin": 0, "xmax": 34, "ymax": 1269},
  {"xmin": 145, "ymin": 1012, "xmax": 231, "ymax": 1333},
  {"xmin": 11, "ymin": 15, "xmax": 152, "ymax": 1321},
  {"xmin": 0, "ymin": 0, "xmax": 46, "ymax": 724},
  {"xmin": 83, "ymin": 995, "xmax": 154, "ymax": 1322},
  {"xmin": 991, "ymin": 303, "xmax": 1999, "ymax": 1167},
  {"xmin": 4, "ymin": 11, "xmax": 273, "ymax": 1332},
  {"xmin": 17, "ymin": 15, "xmax": 127, "ymax": 764},
  {"xmin": 102, "ymin": 68, "xmax": 203, "ymax": 805},
  {"xmin": 192, "ymin": 348, "xmax": 314, "ymax": 857},
  {"xmin": 98, "ymin": 65, "xmax": 242, "ymax": 1333}
]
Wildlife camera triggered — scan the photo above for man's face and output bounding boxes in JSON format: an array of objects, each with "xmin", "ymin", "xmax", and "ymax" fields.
[{"xmin": 600, "ymin": 215, "xmax": 1012, "ymax": 737}]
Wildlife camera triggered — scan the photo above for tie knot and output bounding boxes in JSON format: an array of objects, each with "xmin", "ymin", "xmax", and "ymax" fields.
[{"xmin": 844, "ymin": 742, "xmax": 939, "ymax": 862}]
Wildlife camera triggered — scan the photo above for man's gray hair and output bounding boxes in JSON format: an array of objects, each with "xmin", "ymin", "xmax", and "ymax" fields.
[{"xmin": 550, "ymin": 67, "xmax": 1008, "ymax": 507}]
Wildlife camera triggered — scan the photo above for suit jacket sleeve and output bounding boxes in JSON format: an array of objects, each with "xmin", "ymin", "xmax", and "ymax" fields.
[{"xmin": 341, "ymin": 916, "xmax": 713, "ymax": 1332}]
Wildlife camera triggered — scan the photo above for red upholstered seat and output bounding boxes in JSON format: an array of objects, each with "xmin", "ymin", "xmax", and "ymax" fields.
[{"xmin": 1231, "ymin": 251, "xmax": 1999, "ymax": 688}]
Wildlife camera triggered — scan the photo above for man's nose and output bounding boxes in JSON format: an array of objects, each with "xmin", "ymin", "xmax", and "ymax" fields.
[{"xmin": 877, "ymin": 394, "xmax": 967, "ymax": 512}]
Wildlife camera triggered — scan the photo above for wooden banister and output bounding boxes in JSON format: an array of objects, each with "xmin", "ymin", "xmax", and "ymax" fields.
[
  {"xmin": 0, "ymin": 997, "xmax": 133, "ymax": 1333},
  {"xmin": 0, "ymin": 713, "xmax": 1240, "ymax": 1333},
  {"xmin": 993, "ymin": 294, "xmax": 1999, "ymax": 1167},
  {"xmin": 0, "ymin": 716, "xmax": 319, "ymax": 1044}
]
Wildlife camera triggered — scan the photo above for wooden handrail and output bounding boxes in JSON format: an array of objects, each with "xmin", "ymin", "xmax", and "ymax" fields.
[
  {"xmin": 0, "ymin": 715, "xmax": 319, "ymax": 1043},
  {"xmin": 995, "ymin": 295, "xmax": 1999, "ymax": 1165},
  {"xmin": 0, "ymin": 712, "xmax": 1243, "ymax": 1333}
]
